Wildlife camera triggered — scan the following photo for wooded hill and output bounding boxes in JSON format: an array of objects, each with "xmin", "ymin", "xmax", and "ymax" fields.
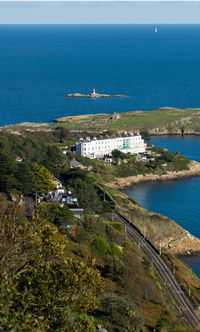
[{"xmin": 0, "ymin": 127, "xmax": 198, "ymax": 331}]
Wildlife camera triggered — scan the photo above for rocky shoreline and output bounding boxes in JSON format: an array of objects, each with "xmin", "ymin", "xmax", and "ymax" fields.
[
  {"xmin": 160, "ymin": 226, "xmax": 200, "ymax": 256},
  {"xmin": 149, "ymin": 128, "xmax": 200, "ymax": 136},
  {"xmin": 106, "ymin": 160, "xmax": 200, "ymax": 190},
  {"xmin": 65, "ymin": 92, "xmax": 128, "ymax": 98}
]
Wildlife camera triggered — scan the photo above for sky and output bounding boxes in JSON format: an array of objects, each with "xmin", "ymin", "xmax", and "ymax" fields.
[{"xmin": 1, "ymin": 1, "xmax": 200, "ymax": 24}]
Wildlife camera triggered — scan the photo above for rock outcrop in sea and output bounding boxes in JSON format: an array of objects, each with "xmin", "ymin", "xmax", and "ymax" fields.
[{"xmin": 65, "ymin": 89, "xmax": 128, "ymax": 98}]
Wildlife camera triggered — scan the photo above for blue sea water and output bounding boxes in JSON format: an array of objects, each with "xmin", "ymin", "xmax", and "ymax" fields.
[
  {"xmin": 1, "ymin": 24, "xmax": 200, "ymax": 125},
  {"xmin": 124, "ymin": 136, "xmax": 200, "ymax": 277}
]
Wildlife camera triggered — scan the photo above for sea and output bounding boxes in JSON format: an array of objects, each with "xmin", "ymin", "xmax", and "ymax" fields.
[
  {"xmin": 124, "ymin": 136, "xmax": 200, "ymax": 278},
  {"xmin": 1, "ymin": 24, "xmax": 200, "ymax": 276},
  {"xmin": 1, "ymin": 24, "xmax": 200, "ymax": 125}
]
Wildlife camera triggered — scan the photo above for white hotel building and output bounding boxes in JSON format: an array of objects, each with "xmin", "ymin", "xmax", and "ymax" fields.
[{"xmin": 75, "ymin": 133, "xmax": 147, "ymax": 159}]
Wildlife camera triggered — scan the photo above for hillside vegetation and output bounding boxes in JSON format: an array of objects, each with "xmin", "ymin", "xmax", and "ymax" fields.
[
  {"xmin": 0, "ymin": 195, "xmax": 194, "ymax": 331},
  {"xmin": 0, "ymin": 128, "xmax": 199, "ymax": 331}
]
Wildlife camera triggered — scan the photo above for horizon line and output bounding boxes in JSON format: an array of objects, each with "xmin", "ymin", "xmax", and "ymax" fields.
[{"xmin": 1, "ymin": 23, "xmax": 200, "ymax": 25}]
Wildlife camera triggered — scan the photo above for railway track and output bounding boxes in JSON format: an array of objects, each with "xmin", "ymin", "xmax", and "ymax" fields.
[{"xmin": 112, "ymin": 211, "xmax": 200, "ymax": 331}]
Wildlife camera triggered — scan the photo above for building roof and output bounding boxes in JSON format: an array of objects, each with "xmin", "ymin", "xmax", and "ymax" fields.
[
  {"xmin": 52, "ymin": 176, "xmax": 62, "ymax": 183},
  {"xmin": 15, "ymin": 157, "xmax": 23, "ymax": 162},
  {"xmin": 78, "ymin": 132, "xmax": 141, "ymax": 144},
  {"xmin": 68, "ymin": 159, "xmax": 84, "ymax": 167}
]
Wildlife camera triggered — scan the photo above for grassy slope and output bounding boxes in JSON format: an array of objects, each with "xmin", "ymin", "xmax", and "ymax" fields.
[{"xmin": 53, "ymin": 108, "xmax": 200, "ymax": 133}]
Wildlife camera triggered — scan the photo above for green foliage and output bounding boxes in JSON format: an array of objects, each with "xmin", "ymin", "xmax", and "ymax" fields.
[
  {"xmin": 112, "ymin": 149, "xmax": 126, "ymax": 159},
  {"xmin": 0, "ymin": 150, "xmax": 34, "ymax": 195},
  {"xmin": 110, "ymin": 244, "xmax": 123, "ymax": 258},
  {"xmin": 140, "ymin": 130, "xmax": 151, "ymax": 143},
  {"xmin": 32, "ymin": 163, "xmax": 56, "ymax": 195},
  {"xmin": 55, "ymin": 127, "xmax": 71, "ymax": 141},
  {"xmin": 61, "ymin": 169, "xmax": 106, "ymax": 213},
  {"xmin": 36, "ymin": 201, "xmax": 75, "ymax": 226},
  {"xmin": 100, "ymin": 294, "xmax": 144, "ymax": 331},
  {"xmin": 81, "ymin": 215, "xmax": 106, "ymax": 238},
  {"xmin": 116, "ymin": 161, "xmax": 139, "ymax": 177},
  {"xmin": 172, "ymin": 155, "xmax": 190, "ymax": 171},
  {"xmin": 0, "ymin": 197, "xmax": 104, "ymax": 331},
  {"xmin": 102, "ymin": 256, "xmax": 124, "ymax": 282},
  {"xmin": 161, "ymin": 151, "xmax": 175, "ymax": 162},
  {"xmin": 155, "ymin": 314, "xmax": 191, "ymax": 332},
  {"xmin": 0, "ymin": 149, "xmax": 18, "ymax": 193},
  {"xmin": 42, "ymin": 145, "xmax": 65, "ymax": 176},
  {"xmin": 93, "ymin": 237, "xmax": 110, "ymax": 255},
  {"xmin": 147, "ymin": 147, "xmax": 190, "ymax": 173},
  {"xmin": 105, "ymin": 221, "xmax": 123, "ymax": 232},
  {"xmin": 15, "ymin": 161, "xmax": 35, "ymax": 195},
  {"xmin": 0, "ymin": 128, "xmax": 194, "ymax": 331},
  {"xmin": 0, "ymin": 194, "xmax": 191, "ymax": 331}
]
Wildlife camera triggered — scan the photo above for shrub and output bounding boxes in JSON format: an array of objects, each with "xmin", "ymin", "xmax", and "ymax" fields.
[
  {"xmin": 104, "ymin": 221, "xmax": 123, "ymax": 232},
  {"xmin": 100, "ymin": 294, "xmax": 144, "ymax": 331},
  {"xmin": 102, "ymin": 256, "xmax": 124, "ymax": 282},
  {"xmin": 93, "ymin": 237, "xmax": 110, "ymax": 255},
  {"xmin": 110, "ymin": 244, "xmax": 123, "ymax": 259}
]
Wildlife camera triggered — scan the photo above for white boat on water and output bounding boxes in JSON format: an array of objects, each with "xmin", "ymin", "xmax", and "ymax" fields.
[{"xmin": 155, "ymin": 27, "xmax": 158, "ymax": 33}]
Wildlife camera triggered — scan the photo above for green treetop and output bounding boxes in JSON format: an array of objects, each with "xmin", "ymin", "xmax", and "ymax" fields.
[{"xmin": 32, "ymin": 163, "xmax": 56, "ymax": 195}]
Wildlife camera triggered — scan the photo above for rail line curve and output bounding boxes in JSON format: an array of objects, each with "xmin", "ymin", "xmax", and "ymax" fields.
[{"xmin": 112, "ymin": 211, "xmax": 200, "ymax": 331}]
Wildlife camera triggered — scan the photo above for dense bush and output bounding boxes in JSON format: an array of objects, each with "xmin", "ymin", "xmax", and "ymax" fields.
[
  {"xmin": 100, "ymin": 294, "xmax": 144, "ymax": 332},
  {"xmin": 36, "ymin": 201, "xmax": 75, "ymax": 226},
  {"xmin": 93, "ymin": 237, "xmax": 110, "ymax": 255}
]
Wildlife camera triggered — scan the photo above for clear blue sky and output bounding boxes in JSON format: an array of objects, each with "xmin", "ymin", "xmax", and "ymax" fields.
[{"xmin": 1, "ymin": 1, "xmax": 200, "ymax": 24}]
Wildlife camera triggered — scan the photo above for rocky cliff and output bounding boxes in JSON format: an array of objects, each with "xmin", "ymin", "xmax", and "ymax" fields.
[{"xmin": 161, "ymin": 230, "xmax": 200, "ymax": 255}]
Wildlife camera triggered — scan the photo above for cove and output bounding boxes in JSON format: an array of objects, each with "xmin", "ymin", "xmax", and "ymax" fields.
[{"xmin": 123, "ymin": 136, "xmax": 200, "ymax": 277}]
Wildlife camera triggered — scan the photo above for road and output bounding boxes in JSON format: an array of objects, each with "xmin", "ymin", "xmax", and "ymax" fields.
[{"xmin": 112, "ymin": 211, "xmax": 200, "ymax": 331}]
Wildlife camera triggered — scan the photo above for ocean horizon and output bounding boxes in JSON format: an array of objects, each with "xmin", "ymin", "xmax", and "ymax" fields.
[{"xmin": 1, "ymin": 24, "xmax": 200, "ymax": 126}]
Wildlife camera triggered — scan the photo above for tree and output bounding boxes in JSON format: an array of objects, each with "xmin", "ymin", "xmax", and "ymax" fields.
[
  {"xmin": 140, "ymin": 130, "xmax": 151, "ymax": 144},
  {"xmin": 161, "ymin": 151, "xmax": 174, "ymax": 162},
  {"xmin": 15, "ymin": 161, "xmax": 34, "ymax": 195},
  {"xmin": 61, "ymin": 169, "xmax": 102, "ymax": 213},
  {"xmin": 42, "ymin": 145, "xmax": 65, "ymax": 175},
  {"xmin": 32, "ymin": 163, "xmax": 56, "ymax": 195},
  {"xmin": 36, "ymin": 201, "xmax": 75, "ymax": 226},
  {"xmin": 0, "ymin": 150, "xmax": 17, "ymax": 193},
  {"xmin": 111, "ymin": 149, "xmax": 126, "ymax": 159}
]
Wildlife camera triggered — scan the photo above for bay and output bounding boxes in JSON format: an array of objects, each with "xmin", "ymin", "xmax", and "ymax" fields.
[{"xmin": 124, "ymin": 136, "xmax": 200, "ymax": 277}]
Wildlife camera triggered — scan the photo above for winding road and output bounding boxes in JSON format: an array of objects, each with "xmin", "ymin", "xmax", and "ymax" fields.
[{"xmin": 112, "ymin": 211, "xmax": 200, "ymax": 331}]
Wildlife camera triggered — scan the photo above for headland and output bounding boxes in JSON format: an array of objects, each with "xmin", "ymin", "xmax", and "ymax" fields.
[
  {"xmin": 106, "ymin": 160, "xmax": 200, "ymax": 189},
  {"xmin": 54, "ymin": 107, "xmax": 200, "ymax": 136}
]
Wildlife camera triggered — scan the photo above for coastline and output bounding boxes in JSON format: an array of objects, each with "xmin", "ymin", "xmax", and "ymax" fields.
[
  {"xmin": 106, "ymin": 160, "xmax": 200, "ymax": 190},
  {"xmin": 108, "ymin": 186, "xmax": 200, "ymax": 256}
]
